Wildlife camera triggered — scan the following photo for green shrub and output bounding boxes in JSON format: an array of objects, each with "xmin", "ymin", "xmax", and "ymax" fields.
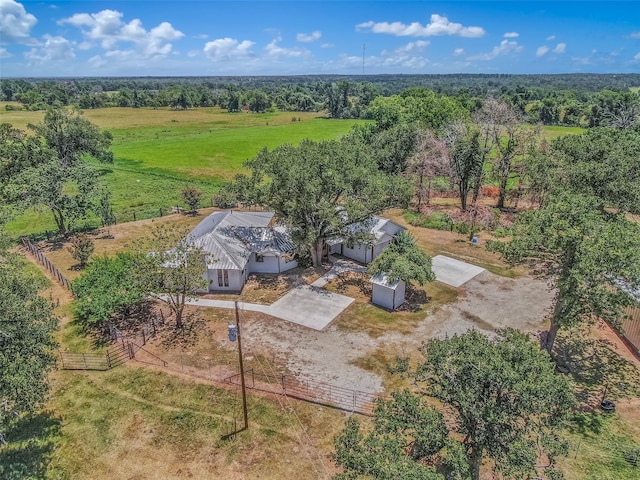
[{"xmin": 404, "ymin": 211, "xmax": 453, "ymax": 231}]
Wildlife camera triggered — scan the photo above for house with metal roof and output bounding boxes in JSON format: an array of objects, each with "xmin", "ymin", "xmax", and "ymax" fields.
[
  {"xmin": 328, "ymin": 215, "xmax": 405, "ymax": 264},
  {"xmin": 188, "ymin": 210, "xmax": 298, "ymax": 292},
  {"xmin": 188, "ymin": 210, "xmax": 403, "ymax": 293}
]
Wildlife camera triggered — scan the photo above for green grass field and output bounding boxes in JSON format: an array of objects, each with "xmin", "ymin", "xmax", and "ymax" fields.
[{"xmin": 2, "ymin": 107, "xmax": 366, "ymax": 235}]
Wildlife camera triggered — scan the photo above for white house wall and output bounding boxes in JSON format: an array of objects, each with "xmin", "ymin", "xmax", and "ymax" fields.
[
  {"xmin": 248, "ymin": 254, "xmax": 281, "ymax": 273},
  {"xmin": 394, "ymin": 281, "xmax": 406, "ymax": 309},
  {"xmin": 279, "ymin": 257, "xmax": 298, "ymax": 272},
  {"xmin": 207, "ymin": 268, "xmax": 245, "ymax": 292},
  {"xmin": 247, "ymin": 254, "xmax": 298, "ymax": 273},
  {"xmin": 373, "ymin": 240, "xmax": 390, "ymax": 261},
  {"xmin": 343, "ymin": 244, "xmax": 374, "ymax": 264},
  {"xmin": 372, "ymin": 283, "xmax": 394, "ymax": 310}
]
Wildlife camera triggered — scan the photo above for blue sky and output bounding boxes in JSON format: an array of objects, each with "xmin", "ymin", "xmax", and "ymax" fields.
[{"xmin": 1, "ymin": 1, "xmax": 639, "ymax": 77}]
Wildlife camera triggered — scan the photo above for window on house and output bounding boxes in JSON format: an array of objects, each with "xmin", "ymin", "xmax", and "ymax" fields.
[
  {"xmin": 217, "ymin": 269, "xmax": 229, "ymax": 287},
  {"xmin": 256, "ymin": 254, "xmax": 264, "ymax": 263}
]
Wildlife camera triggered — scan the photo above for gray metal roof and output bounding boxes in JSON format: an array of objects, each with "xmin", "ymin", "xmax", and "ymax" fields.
[
  {"xmin": 188, "ymin": 211, "xmax": 295, "ymax": 270},
  {"xmin": 329, "ymin": 215, "xmax": 405, "ymax": 246}
]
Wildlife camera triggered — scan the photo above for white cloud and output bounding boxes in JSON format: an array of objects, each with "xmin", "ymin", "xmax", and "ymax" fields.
[
  {"xmin": 193, "ymin": 34, "xmax": 208, "ymax": 39},
  {"xmin": 25, "ymin": 34, "xmax": 75, "ymax": 62},
  {"xmin": 203, "ymin": 37, "xmax": 254, "ymax": 59},
  {"xmin": 265, "ymin": 37, "xmax": 309, "ymax": 57},
  {"xmin": 0, "ymin": 47, "xmax": 11, "ymax": 58},
  {"xmin": 187, "ymin": 49, "xmax": 199, "ymax": 58},
  {"xmin": 0, "ymin": 0, "xmax": 38, "ymax": 45},
  {"xmin": 88, "ymin": 54, "xmax": 107, "ymax": 68},
  {"xmin": 553, "ymin": 42, "xmax": 566, "ymax": 54},
  {"xmin": 547, "ymin": 35, "xmax": 556, "ymax": 41},
  {"xmin": 504, "ymin": 32, "xmax": 519, "ymax": 38},
  {"xmin": 356, "ymin": 14, "xmax": 485, "ymax": 38},
  {"xmin": 536, "ymin": 45, "xmax": 550, "ymax": 57},
  {"xmin": 469, "ymin": 40, "xmax": 523, "ymax": 60},
  {"xmin": 634, "ymin": 52, "xmax": 640, "ymax": 60},
  {"xmin": 340, "ymin": 52, "xmax": 428, "ymax": 70},
  {"xmin": 630, "ymin": 32, "xmax": 640, "ymax": 39},
  {"xmin": 296, "ymin": 30, "xmax": 321, "ymax": 42},
  {"xmin": 320, "ymin": 43, "xmax": 334, "ymax": 48},
  {"xmin": 453, "ymin": 48, "xmax": 464, "ymax": 56},
  {"xmin": 60, "ymin": 9, "xmax": 183, "ymax": 57},
  {"xmin": 389, "ymin": 40, "xmax": 429, "ymax": 55}
]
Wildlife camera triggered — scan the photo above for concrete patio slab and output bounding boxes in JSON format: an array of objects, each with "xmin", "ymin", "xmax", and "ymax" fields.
[
  {"xmin": 267, "ymin": 285, "xmax": 354, "ymax": 330},
  {"xmin": 431, "ymin": 255, "xmax": 485, "ymax": 287}
]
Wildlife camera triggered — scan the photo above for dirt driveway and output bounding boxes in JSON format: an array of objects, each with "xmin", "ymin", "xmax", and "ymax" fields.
[{"xmin": 243, "ymin": 270, "xmax": 554, "ymax": 394}]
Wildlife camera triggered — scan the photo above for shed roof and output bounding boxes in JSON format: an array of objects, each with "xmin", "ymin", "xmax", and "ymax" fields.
[{"xmin": 370, "ymin": 272, "xmax": 402, "ymax": 289}]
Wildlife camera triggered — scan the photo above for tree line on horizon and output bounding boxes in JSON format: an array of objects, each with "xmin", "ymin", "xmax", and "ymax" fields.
[{"xmin": 2, "ymin": 73, "xmax": 639, "ymax": 128}]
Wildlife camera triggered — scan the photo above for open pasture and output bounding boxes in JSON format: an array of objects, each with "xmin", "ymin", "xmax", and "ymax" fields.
[{"xmin": 2, "ymin": 106, "xmax": 365, "ymax": 234}]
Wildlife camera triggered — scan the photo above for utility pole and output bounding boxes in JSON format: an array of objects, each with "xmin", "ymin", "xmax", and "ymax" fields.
[{"xmin": 229, "ymin": 301, "xmax": 249, "ymax": 432}]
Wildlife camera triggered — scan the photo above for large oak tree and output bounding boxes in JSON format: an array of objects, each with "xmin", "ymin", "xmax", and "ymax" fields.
[
  {"xmin": 333, "ymin": 330, "xmax": 574, "ymax": 480},
  {"xmin": 230, "ymin": 138, "xmax": 411, "ymax": 266}
]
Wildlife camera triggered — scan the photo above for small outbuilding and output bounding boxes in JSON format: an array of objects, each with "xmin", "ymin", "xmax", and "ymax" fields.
[{"xmin": 370, "ymin": 273, "xmax": 406, "ymax": 310}]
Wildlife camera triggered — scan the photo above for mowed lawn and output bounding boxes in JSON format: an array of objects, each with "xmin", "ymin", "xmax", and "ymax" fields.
[{"xmin": 1, "ymin": 106, "xmax": 366, "ymax": 235}]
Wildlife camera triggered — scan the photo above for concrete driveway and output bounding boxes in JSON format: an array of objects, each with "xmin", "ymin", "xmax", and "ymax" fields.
[
  {"xmin": 268, "ymin": 285, "xmax": 354, "ymax": 330},
  {"xmin": 431, "ymin": 255, "xmax": 485, "ymax": 287}
]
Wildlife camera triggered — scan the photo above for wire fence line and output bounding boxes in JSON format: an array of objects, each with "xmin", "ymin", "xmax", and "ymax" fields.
[{"xmin": 21, "ymin": 237, "xmax": 71, "ymax": 290}]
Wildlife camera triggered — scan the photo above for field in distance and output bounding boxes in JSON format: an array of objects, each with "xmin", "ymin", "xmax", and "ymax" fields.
[{"xmin": 0, "ymin": 105, "xmax": 366, "ymax": 234}]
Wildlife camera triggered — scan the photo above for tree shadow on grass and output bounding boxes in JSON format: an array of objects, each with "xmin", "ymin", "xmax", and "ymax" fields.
[
  {"xmin": 0, "ymin": 412, "xmax": 61, "ymax": 480},
  {"xmin": 159, "ymin": 311, "xmax": 206, "ymax": 349},
  {"xmin": 554, "ymin": 328, "xmax": 640, "ymax": 406},
  {"xmin": 332, "ymin": 272, "xmax": 372, "ymax": 297},
  {"xmin": 399, "ymin": 287, "xmax": 430, "ymax": 313}
]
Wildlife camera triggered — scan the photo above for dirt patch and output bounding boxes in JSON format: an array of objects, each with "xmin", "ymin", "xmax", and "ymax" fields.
[{"xmin": 242, "ymin": 270, "xmax": 553, "ymax": 394}]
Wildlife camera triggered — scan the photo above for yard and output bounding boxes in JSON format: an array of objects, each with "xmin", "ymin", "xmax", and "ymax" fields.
[{"xmin": 11, "ymin": 202, "xmax": 640, "ymax": 479}]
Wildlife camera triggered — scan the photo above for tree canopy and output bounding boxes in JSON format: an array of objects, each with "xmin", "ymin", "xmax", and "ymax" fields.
[
  {"xmin": 131, "ymin": 223, "xmax": 210, "ymax": 329},
  {"xmin": 334, "ymin": 329, "xmax": 574, "ymax": 480},
  {"xmin": 551, "ymin": 127, "xmax": 640, "ymax": 214},
  {"xmin": 229, "ymin": 138, "xmax": 411, "ymax": 266},
  {"xmin": 1, "ymin": 108, "xmax": 114, "ymax": 234},
  {"xmin": 72, "ymin": 252, "xmax": 147, "ymax": 330},
  {"xmin": 0, "ymin": 240, "xmax": 58, "ymax": 441},
  {"xmin": 367, "ymin": 232, "xmax": 435, "ymax": 286},
  {"xmin": 489, "ymin": 192, "xmax": 640, "ymax": 353}
]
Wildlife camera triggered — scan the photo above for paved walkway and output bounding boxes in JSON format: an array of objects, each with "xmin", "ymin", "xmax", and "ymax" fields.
[
  {"xmin": 163, "ymin": 255, "xmax": 483, "ymax": 330},
  {"xmin": 162, "ymin": 258, "xmax": 358, "ymax": 331}
]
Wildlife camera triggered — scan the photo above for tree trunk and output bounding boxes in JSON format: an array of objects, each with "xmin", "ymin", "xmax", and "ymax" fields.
[
  {"xmin": 175, "ymin": 307, "xmax": 184, "ymax": 329},
  {"xmin": 469, "ymin": 447, "xmax": 482, "ymax": 480},
  {"xmin": 545, "ymin": 319, "xmax": 560, "ymax": 355},
  {"xmin": 310, "ymin": 238, "xmax": 325, "ymax": 267},
  {"xmin": 51, "ymin": 208, "xmax": 66, "ymax": 235},
  {"xmin": 497, "ymin": 173, "xmax": 509, "ymax": 209},
  {"xmin": 459, "ymin": 185, "xmax": 468, "ymax": 211}
]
